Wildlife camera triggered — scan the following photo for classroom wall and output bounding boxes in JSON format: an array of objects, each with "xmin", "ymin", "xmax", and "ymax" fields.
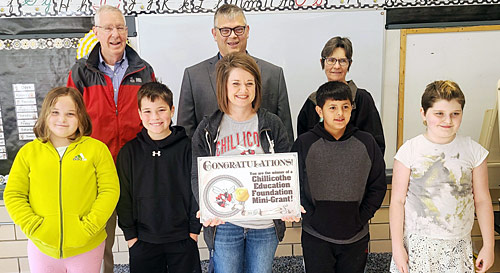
[
  {"xmin": 135, "ymin": 10, "xmax": 386, "ymax": 134},
  {"xmin": 381, "ymin": 29, "xmax": 400, "ymax": 169},
  {"xmin": 2, "ymin": 9, "xmax": 500, "ymax": 272}
]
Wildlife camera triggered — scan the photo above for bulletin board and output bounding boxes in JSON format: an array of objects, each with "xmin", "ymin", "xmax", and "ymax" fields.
[
  {"xmin": 0, "ymin": 41, "xmax": 77, "ymax": 175},
  {"xmin": 397, "ymin": 25, "xmax": 500, "ymax": 149}
]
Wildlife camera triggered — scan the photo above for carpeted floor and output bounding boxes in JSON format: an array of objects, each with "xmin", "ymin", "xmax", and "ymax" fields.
[{"xmin": 114, "ymin": 253, "xmax": 392, "ymax": 272}]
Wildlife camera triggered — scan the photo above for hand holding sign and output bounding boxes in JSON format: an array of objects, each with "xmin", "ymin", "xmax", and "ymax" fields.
[
  {"xmin": 198, "ymin": 153, "xmax": 301, "ymax": 223},
  {"xmin": 196, "ymin": 210, "xmax": 225, "ymax": 227}
]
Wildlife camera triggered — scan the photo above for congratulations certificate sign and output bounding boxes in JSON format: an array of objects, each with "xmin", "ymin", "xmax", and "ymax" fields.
[{"xmin": 198, "ymin": 152, "xmax": 301, "ymax": 222}]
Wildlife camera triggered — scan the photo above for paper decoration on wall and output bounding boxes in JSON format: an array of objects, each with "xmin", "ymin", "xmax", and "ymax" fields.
[
  {"xmin": 19, "ymin": 0, "xmax": 56, "ymax": 15},
  {"xmin": 0, "ymin": 0, "xmax": 489, "ymax": 17},
  {"xmin": 14, "ymin": 0, "xmax": 127, "ymax": 15},
  {"xmin": 0, "ymin": 0, "xmax": 20, "ymax": 16},
  {"xmin": 0, "ymin": 38, "xmax": 79, "ymax": 50},
  {"xmin": 0, "ymin": 174, "xmax": 7, "ymax": 185},
  {"xmin": 76, "ymin": 30, "xmax": 98, "ymax": 59},
  {"xmin": 12, "ymin": 84, "xmax": 37, "ymax": 141},
  {"xmin": 91, "ymin": 0, "xmax": 125, "ymax": 13},
  {"xmin": 124, "ymin": 0, "xmax": 156, "ymax": 13},
  {"xmin": 0, "ymin": 104, "xmax": 6, "ymax": 160},
  {"xmin": 55, "ymin": 0, "xmax": 93, "ymax": 14},
  {"xmin": 156, "ymin": 0, "xmax": 192, "ymax": 13}
]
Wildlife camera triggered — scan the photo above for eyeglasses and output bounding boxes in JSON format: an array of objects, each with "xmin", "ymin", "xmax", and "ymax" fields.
[
  {"xmin": 323, "ymin": 57, "xmax": 350, "ymax": 67},
  {"xmin": 216, "ymin": 26, "xmax": 246, "ymax": 37},
  {"xmin": 96, "ymin": 25, "xmax": 128, "ymax": 33}
]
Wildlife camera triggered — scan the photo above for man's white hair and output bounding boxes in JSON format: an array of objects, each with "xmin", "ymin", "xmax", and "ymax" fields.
[{"xmin": 94, "ymin": 5, "xmax": 126, "ymax": 26}]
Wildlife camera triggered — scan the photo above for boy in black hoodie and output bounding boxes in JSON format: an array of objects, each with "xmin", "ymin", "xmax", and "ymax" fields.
[
  {"xmin": 291, "ymin": 81, "xmax": 386, "ymax": 273},
  {"xmin": 116, "ymin": 82, "xmax": 201, "ymax": 273}
]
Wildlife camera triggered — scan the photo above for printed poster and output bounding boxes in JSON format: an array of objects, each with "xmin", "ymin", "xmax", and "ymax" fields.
[
  {"xmin": 198, "ymin": 152, "xmax": 301, "ymax": 222},
  {"xmin": 0, "ymin": 103, "xmax": 5, "ymax": 160},
  {"xmin": 12, "ymin": 83, "xmax": 37, "ymax": 141}
]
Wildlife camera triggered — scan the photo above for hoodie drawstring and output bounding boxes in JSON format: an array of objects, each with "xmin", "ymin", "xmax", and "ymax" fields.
[{"xmin": 265, "ymin": 131, "xmax": 275, "ymax": 154}]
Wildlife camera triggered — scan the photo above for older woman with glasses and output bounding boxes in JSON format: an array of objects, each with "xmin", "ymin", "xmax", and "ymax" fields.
[{"xmin": 296, "ymin": 36, "xmax": 385, "ymax": 154}]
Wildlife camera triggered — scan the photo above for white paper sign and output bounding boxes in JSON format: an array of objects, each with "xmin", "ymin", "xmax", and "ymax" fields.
[
  {"xmin": 16, "ymin": 105, "xmax": 38, "ymax": 112},
  {"xmin": 17, "ymin": 119, "xmax": 37, "ymax": 127},
  {"xmin": 198, "ymin": 153, "xmax": 300, "ymax": 222},
  {"xmin": 0, "ymin": 105, "xmax": 5, "ymax": 158},
  {"xmin": 17, "ymin": 112, "xmax": 38, "ymax": 120},
  {"xmin": 18, "ymin": 127, "xmax": 34, "ymax": 133},
  {"xmin": 12, "ymin": 84, "xmax": 35, "ymax": 92},
  {"xmin": 19, "ymin": 133, "xmax": 36, "ymax": 140},
  {"xmin": 15, "ymin": 98, "xmax": 37, "ymax": 105},
  {"xmin": 14, "ymin": 91, "xmax": 36, "ymax": 99}
]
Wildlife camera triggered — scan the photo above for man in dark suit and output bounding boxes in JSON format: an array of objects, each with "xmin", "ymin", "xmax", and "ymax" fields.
[{"xmin": 178, "ymin": 4, "xmax": 293, "ymax": 142}]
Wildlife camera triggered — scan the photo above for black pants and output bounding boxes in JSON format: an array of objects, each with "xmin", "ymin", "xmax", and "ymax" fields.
[
  {"xmin": 129, "ymin": 238, "xmax": 201, "ymax": 273},
  {"xmin": 302, "ymin": 230, "xmax": 369, "ymax": 273}
]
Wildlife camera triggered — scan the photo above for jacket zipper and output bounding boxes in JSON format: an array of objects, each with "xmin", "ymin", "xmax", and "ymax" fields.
[
  {"xmin": 113, "ymin": 66, "xmax": 146, "ymax": 152},
  {"xmin": 58, "ymin": 149, "xmax": 66, "ymax": 258},
  {"xmin": 203, "ymin": 128, "xmax": 219, "ymax": 248}
]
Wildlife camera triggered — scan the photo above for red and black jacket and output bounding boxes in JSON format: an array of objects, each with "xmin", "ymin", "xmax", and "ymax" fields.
[{"xmin": 67, "ymin": 43, "xmax": 155, "ymax": 160}]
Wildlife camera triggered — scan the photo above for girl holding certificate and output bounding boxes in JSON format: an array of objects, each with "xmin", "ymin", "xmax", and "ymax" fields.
[{"xmin": 191, "ymin": 52, "xmax": 294, "ymax": 273}]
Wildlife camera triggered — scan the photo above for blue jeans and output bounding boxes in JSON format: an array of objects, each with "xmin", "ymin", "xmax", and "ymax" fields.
[{"xmin": 213, "ymin": 222, "xmax": 278, "ymax": 273}]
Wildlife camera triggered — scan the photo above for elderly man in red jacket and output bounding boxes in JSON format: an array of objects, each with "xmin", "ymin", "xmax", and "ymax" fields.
[{"xmin": 67, "ymin": 5, "xmax": 155, "ymax": 272}]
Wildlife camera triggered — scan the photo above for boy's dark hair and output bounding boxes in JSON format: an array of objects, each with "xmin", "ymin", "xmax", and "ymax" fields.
[
  {"xmin": 316, "ymin": 81, "xmax": 353, "ymax": 108},
  {"xmin": 137, "ymin": 82, "xmax": 173, "ymax": 108}
]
